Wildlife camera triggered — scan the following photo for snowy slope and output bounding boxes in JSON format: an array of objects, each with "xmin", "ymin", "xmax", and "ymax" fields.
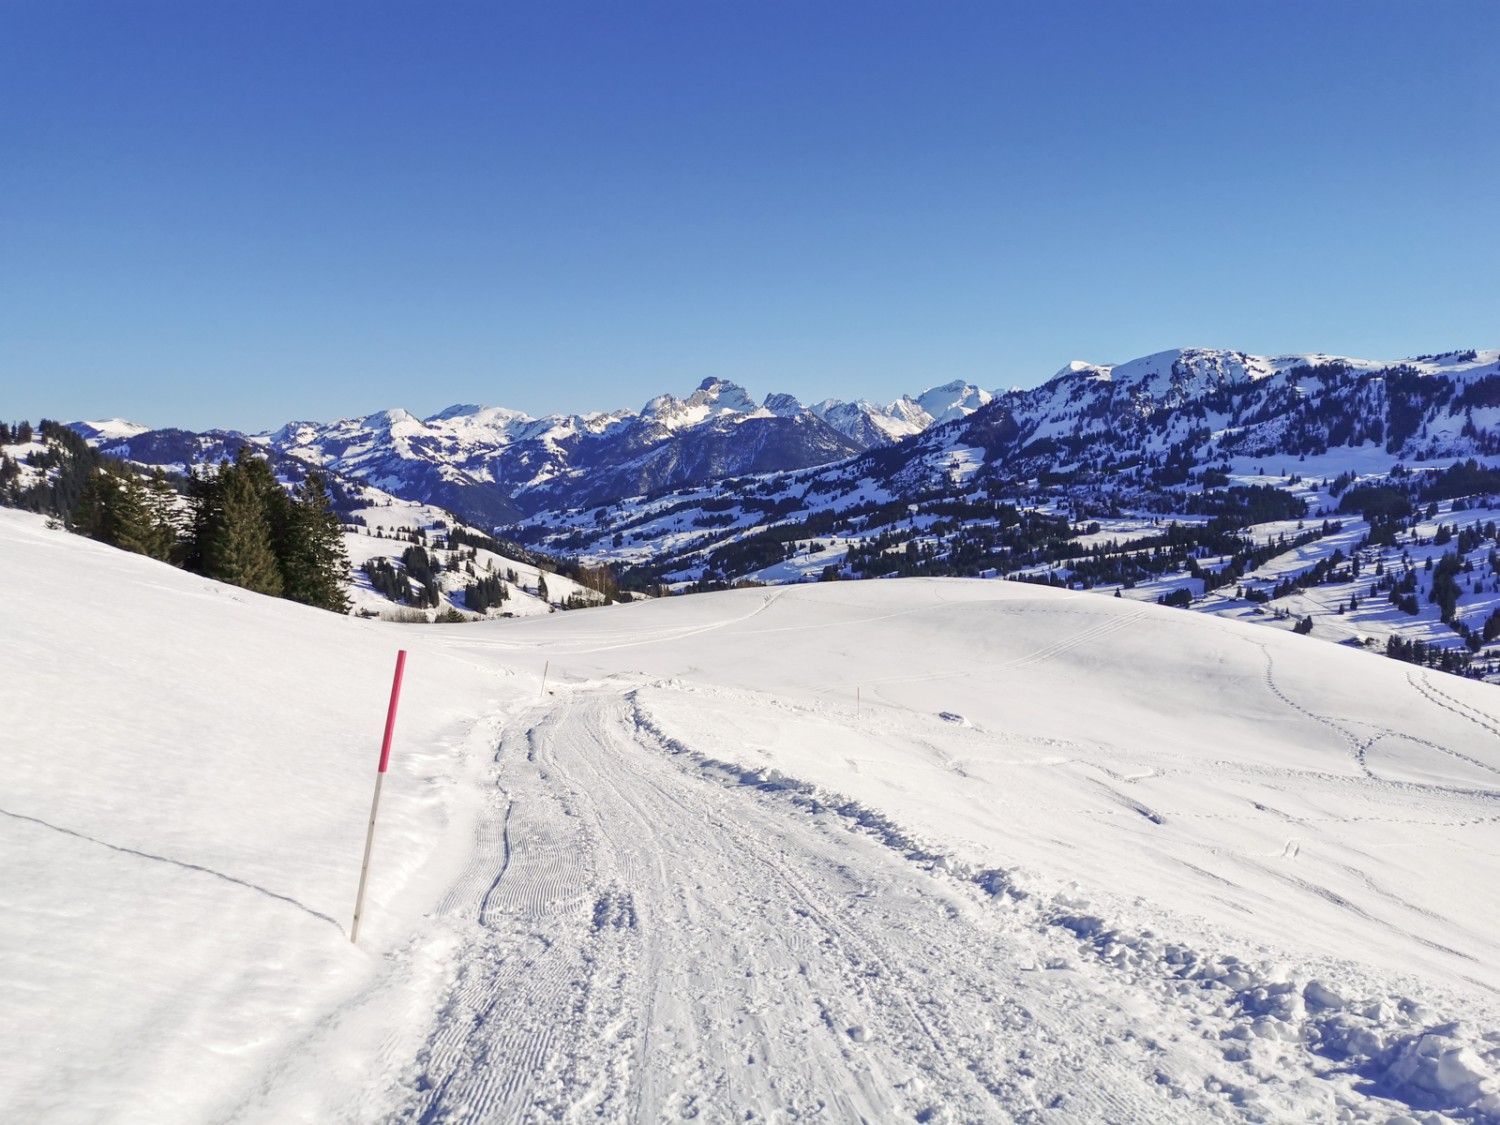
[
  {"xmin": 339, "ymin": 490, "xmax": 607, "ymax": 619},
  {"xmin": 6, "ymin": 507, "xmax": 1500, "ymax": 1122},
  {"xmin": 70, "ymin": 418, "xmax": 153, "ymax": 442},
  {"xmin": 0, "ymin": 509, "xmax": 508, "ymax": 1124}
]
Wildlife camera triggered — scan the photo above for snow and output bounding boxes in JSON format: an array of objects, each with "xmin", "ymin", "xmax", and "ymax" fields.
[
  {"xmin": 70, "ymin": 418, "xmax": 152, "ymax": 441},
  {"xmin": 338, "ymin": 492, "xmax": 604, "ymax": 619},
  {"xmin": 0, "ymin": 508, "xmax": 505, "ymax": 1124},
  {"xmin": 914, "ymin": 379, "xmax": 994, "ymax": 424},
  {"xmin": 640, "ymin": 378, "xmax": 761, "ymax": 430},
  {"xmin": 6, "ymin": 507, "xmax": 1500, "ymax": 1122}
]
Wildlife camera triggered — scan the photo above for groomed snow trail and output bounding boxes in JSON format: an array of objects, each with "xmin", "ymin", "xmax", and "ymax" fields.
[{"xmin": 383, "ymin": 686, "xmax": 1342, "ymax": 1124}]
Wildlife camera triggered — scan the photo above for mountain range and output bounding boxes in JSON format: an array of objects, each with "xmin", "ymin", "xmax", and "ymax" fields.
[
  {"xmin": 82, "ymin": 377, "xmax": 995, "ymax": 526},
  {"xmin": 494, "ymin": 345, "xmax": 1500, "ymax": 596},
  {"xmin": 82, "ymin": 347, "xmax": 1500, "ymax": 540},
  {"xmin": 47, "ymin": 342, "xmax": 1500, "ymax": 687}
]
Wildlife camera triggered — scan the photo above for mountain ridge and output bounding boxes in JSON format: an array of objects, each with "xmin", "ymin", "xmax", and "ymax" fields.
[
  {"xmin": 80, "ymin": 375, "xmax": 997, "ymax": 524},
  {"xmin": 68, "ymin": 345, "xmax": 1499, "ymax": 542}
]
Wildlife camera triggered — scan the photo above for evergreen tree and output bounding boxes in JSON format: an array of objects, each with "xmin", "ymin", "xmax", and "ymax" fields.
[
  {"xmin": 235, "ymin": 448, "xmax": 296, "ymax": 572},
  {"xmin": 144, "ymin": 468, "xmax": 181, "ymax": 562},
  {"xmin": 183, "ymin": 464, "xmax": 218, "ymax": 575},
  {"xmin": 185, "ymin": 455, "xmax": 353, "ymax": 610},
  {"xmin": 464, "ymin": 573, "xmax": 508, "ymax": 613},
  {"xmin": 363, "ymin": 557, "xmax": 412, "ymax": 602},
  {"xmin": 197, "ymin": 458, "xmax": 283, "ymax": 596},
  {"xmin": 283, "ymin": 473, "xmax": 351, "ymax": 612},
  {"xmin": 73, "ymin": 468, "xmax": 108, "ymax": 540},
  {"xmin": 401, "ymin": 544, "xmax": 442, "ymax": 607},
  {"xmin": 75, "ymin": 465, "xmax": 152, "ymax": 554},
  {"xmin": 110, "ymin": 470, "xmax": 155, "ymax": 556}
]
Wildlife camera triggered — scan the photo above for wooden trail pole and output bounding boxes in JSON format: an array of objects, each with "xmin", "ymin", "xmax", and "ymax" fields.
[
  {"xmin": 540, "ymin": 660, "xmax": 549, "ymax": 699},
  {"xmin": 351, "ymin": 650, "xmax": 407, "ymax": 944},
  {"xmin": 856, "ymin": 687, "xmax": 861, "ymax": 719}
]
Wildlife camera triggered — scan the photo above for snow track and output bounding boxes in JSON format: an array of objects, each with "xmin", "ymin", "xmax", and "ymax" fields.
[
  {"xmin": 363, "ymin": 675, "xmax": 1500, "ymax": 1124},
  {"xmin": 388, "ymin": 689, "xmax": 1259, "ymax": 1123}
]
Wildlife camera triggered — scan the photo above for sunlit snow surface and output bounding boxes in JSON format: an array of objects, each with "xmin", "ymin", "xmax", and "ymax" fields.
[{"xmin": 4, "ymin": 507, "xmax": 1499, "ymax": 1123}]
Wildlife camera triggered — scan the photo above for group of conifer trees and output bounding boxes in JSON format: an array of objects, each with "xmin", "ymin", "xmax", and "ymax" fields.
[{"xmin": 75, "ymin": 447, "xmax": 352, "ymax": 613}]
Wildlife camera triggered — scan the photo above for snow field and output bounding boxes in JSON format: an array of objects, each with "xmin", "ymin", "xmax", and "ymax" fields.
[
  {"xmin": 0, "ymin": 509, "xmax": 507, "ymax": 1124},
  {"xmin": 466, "ymin": 580, "xmax": 1500, "ymax": 1120},
  {"xmin": 7, "ymin": 506, "xmax": 1500, "ymax": 1122}
]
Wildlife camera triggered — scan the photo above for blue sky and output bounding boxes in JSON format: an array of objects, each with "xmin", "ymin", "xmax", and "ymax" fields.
[{"xmin": 3, "ymin": 1, "xmax": 1497, "ymax": 432}]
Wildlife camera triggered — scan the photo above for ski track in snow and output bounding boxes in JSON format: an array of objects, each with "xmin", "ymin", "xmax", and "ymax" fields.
[
  {"xmin": 383, "ymin": 690, "xmax": 1205, "ymax": 1123},
  {"xmin": 334, "ymin": 682, "xmax": 1500, "ymax": 1124}
]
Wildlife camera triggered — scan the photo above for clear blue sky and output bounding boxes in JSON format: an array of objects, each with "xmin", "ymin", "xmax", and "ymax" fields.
[{"xmin": 3, "ymin": 1, "xmax": 1497, "ymax": 432}]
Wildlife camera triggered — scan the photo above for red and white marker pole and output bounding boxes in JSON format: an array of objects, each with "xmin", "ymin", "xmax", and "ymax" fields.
[{"xmin": 351, "ymin": 650, "xmax": 406, "ymax": 944}]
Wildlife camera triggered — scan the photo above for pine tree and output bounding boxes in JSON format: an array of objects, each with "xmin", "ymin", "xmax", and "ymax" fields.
[
  {"xmin": 185, "ymin": 455, "xmax": 353, "ymax": 610},
  {"xmin": 75, "ymin": 465, "xmax": 152, "ymax": 553},
  {"xmin": 283, "ymin": 473, "xmax": 351, "ymax": 612},
  {"xmin": 235, "ymin": 448, "xmax": 296, "ymax": 573},
  {"xmin": 73, "ymin": 468, "xmax": 108, "ymax": 540},
  {"xmin": 110, "ymin": 470, "xmax": 154, "ymax": 556},
  {"xmin": 198, "ymin": 458, "xmax": 283, "ymax": 596},
  {"xmin": 183, "ymin": 464, "xmax": 219, "ymax": 575},
  {"xmin": 464, "ymin": 573, "xmax": 508, "ymax": 613},
  {"xmin": 144, "ymin": 468, "xmax": 180, "ymax": 562}
]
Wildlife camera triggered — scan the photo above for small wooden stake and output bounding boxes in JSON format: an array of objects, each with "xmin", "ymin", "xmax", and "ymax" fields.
[
  {"xmin": 351, "ymin": 650, "xmax": 406, "ymax": 944},
  {"xmin": 540, "ymin": 660, "xmax": 549, "ymax": 699}
]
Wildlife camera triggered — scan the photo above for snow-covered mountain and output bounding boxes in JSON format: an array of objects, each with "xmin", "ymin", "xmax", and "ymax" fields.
[
  {"xmin": 6, "ymin": 505, "xmax": 1498, "ymax": 1122},
  {"xmin": 83, "ymin": 376, "xmax": 996, "ymax": 527},
  {"xmin": 0, "ymin": 417, "xmax": 611, "ymax": 623},
  {"xmin": 69, "ymin": 417, "xmax": 152, "ymax": 443},
  {"xmin": 520, "ymin": 347, "xmax": 1500, "ymax": 552},
  {"xmin": 511, "ymin": 346, "xmax": 1500, "ymax": 683},
  {"xmin": 81, "ymin": 346, "xmax": 1500, "ymax": 538},
  {"xmin": 812, "ymin": 379, "xmax": 994, "ymax": 446},
  {"xmin": 42, "ymin": 343, "xmax": 1500, "ymax": 679},
  {"xmin": 968, "ymin": 346, "xmax": 1500, "ymax": 473}
]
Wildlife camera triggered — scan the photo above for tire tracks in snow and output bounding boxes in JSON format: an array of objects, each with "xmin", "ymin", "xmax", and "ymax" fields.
[
  {"xmin": 390, "ymin": 688, "xmax": 1213, "ymax": 1124},
  {"xmin": 396, "ymin": 715, "xmax": 644, "ymax": 1124}
]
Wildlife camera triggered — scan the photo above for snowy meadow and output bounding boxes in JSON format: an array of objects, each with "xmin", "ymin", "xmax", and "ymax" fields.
[{"xmin": 4, "ymin": 507, "xmax": 1499, "ymax": 1123}]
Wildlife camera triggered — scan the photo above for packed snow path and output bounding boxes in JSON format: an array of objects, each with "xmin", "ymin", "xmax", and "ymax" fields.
[
  {"xmin": 394, "ymin": 689, "xmax": 1237, "ymax": 1123},
  {"xmin": 338, "ymin": 677, "xmax": 1497, "ymax": 1124}
]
